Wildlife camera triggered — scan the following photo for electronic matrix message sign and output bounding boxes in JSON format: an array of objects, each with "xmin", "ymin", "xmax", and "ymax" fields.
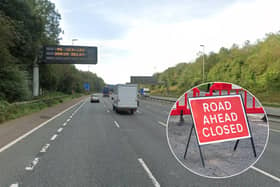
[{"xmin": 42, "ymin": 45, "xmax": 97, "ymax": 64}]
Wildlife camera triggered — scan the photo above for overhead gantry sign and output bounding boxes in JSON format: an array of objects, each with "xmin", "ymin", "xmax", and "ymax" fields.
[{"xmin": 42, "ymin": 45, "xmax": 98, "ymax": 64}]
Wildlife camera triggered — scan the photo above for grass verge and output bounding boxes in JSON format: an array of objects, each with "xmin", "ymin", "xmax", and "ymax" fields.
[{"xmin": 0, "ymin": 93, "xmax": 84, "ymax": 124}]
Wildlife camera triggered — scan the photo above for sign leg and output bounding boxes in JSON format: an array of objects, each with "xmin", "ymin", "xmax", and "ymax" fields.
[
  {"xmin": 240, "ymin": 94, "xmax": 257, "ymax": 157},
  {"xmin": 233, "ymin": 140, "xmax": 240, "ymax": 151},
  {"xmin": 183, "ymin": 125, "xmax": 194, "ymax": 159},
  {"xmin": 250, "ymin": 137, "xmax": 257, "ymax": 157},
  {"xmin": 198, "ymin": 144, "xmax": 205, "ymax": 167},
  {"xmin": 179, "ymin": 110, "xmax": 184, "ymax": 123},
  {"xmin": 192, "ymin": 124, "xmax": 205, "ymax": 167},
  {"xmin": 184, "ymin": 124, "xmax": 205, "ymax": 167}
]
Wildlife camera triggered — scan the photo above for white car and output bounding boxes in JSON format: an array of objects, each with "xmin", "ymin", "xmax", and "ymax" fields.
[{"xmin": 90, "ymin": 94, "xmax": 100, "ymax": 103}]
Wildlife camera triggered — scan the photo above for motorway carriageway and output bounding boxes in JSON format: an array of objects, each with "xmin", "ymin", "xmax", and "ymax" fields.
[{"xmin": 0, "ymin": 95, "xmax": 279, "ymax": 186}]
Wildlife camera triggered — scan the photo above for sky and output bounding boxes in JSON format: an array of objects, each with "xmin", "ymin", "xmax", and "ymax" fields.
[{"xmin": 54, "ymin": 0, "xmax": 280, "ymax": 84}]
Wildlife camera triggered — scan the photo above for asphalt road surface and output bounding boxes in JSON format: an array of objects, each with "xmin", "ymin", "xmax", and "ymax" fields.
[
  {"xmin": 167, "ymin": 114, "xmax": 268, "ymax": 178},
  {"xmin": 0, "ymin": 95, "xmax": 279, "ymax": 186}
]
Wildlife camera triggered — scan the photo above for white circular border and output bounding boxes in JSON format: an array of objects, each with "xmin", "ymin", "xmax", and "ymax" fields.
[{"xmin": 165, "ymin": 81, "xmax": 270, "ymax": 179}]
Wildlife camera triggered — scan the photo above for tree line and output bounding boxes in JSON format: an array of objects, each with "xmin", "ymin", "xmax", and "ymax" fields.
[
  {"xmin": 153, "ymin": 33, "xmax": 280, "ymax": 103},
  {"xmin": 0, "ymin": 0, "xmax": 104, "ymax": 103}
]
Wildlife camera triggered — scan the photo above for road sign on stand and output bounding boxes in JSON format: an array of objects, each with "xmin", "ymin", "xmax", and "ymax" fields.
[
  {"xmin": 189, "ymin": 95, "xmax": 251, "ymax": 145},
  {"xmin": 183, "ymin": 95, "xmax": 257, "ymax": 167}
]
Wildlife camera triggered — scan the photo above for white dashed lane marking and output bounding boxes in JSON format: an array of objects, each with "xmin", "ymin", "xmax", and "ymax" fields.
[
  {"xmin": 114, "ymin": 121, "xmax": 120, "ymax": 128},
  {"xmin": 0, "ymin": 99, "xmax": 85, "ymax": 153},
  {"xmin": 57, "ymin": 128, "xmax": 63, "ymax": 133},
  {"xmin": 8, "ymin": 101, "xmax": 89, "ymax": 187},
  {"xmin": 50, "ymin": 134, "xmax": 58, "ymax": 141},
  {"xmin": 158, "ymin": 121, "xmax": 167, "ymax": 127},
  {"xmin": 40, "ymin": 143, "xmax": 50, "ymax": 153},
  {"xmin": 164, "ymin": 111, "xmax": 169, "ymax": 114},
  {"xmin": 10, "ymin": 183, "xmax": 18, "ymax": 187},
  {"xmin": 25, "ymin": 157, "xmax": 39, "ymax": 171}
]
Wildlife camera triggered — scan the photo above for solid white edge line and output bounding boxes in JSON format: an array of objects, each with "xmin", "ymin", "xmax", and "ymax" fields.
[
  {"xmin": 57, "ymin": 127, "xmax": 63, "ymax": 133},
  {"xmin": 114, "ymin": 121, "xmax": 120, "ymax": 128},
  {"xmin": 251, "ymin": 166, "xmax": 280, "ymax": 182},
  {"xmin": 0, "ymin": 99, "xmax": 85, "ymax": 153},
  {"xmin": 10, "ymin": 183, "xmax": 18, "ymax": 187},
  {"xmin": 40, "ymin": 143, "xmax": 50, "ymax": 153},
  {"xmin": 158, "ymin": 121, "xmax": 167, "ymax": 127},
  {"xmin": 138, "ymin": 158, "xmax": 160, "ymax": 187},
  {"xmin": 50, "ymin": 134, "xmax": 58, "ymax": 141}
]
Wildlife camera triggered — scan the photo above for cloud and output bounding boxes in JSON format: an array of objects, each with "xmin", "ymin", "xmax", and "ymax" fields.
[
  {"xmin": 55, "ymin": 0, "xmax": 128, "ymax": 40},
  {"xmin": 57, "ymin": 0, "xmax": 280, "ymax": 84}
]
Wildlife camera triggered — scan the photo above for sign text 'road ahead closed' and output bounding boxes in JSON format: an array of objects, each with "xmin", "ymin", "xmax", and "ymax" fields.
[{"xmin": 189, "ymin": 95, "xmax": 250, "ymax": 145}]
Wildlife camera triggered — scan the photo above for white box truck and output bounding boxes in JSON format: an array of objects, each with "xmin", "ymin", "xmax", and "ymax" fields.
[
  {"xmin": 112, "ymin": 84, "xmax": 138, "ymax": 114},
  {"xmin": 140, "ymin": 88, "xmax": 150, "ymax": 97}
]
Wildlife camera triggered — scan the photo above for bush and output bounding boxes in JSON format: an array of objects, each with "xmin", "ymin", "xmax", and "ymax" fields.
[{"xmin": 0, "ymin": 65, "xmax": 31, "ymax": 102}]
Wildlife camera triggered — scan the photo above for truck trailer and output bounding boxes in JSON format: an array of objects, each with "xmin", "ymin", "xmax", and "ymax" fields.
[{"xmin": 102, "ymin": 86, "xmax": 110, "ymax": 97}]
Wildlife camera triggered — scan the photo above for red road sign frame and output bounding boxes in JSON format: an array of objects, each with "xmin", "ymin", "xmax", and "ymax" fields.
[
  {"xmin": 189, "ymin": 95, "xmax": 251, "ymax": 145},
  {"xmin": 170, "ymin": 83, "xmax": 265, "ymax": 116}
]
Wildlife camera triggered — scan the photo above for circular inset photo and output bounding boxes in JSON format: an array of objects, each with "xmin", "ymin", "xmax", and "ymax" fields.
[{"xmin": 166, "ymin": 82, "xmax": 269, "ymax": 178}]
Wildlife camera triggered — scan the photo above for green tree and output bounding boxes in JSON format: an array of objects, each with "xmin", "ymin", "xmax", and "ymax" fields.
[{"xmin": 153, "ymin": 32, "xmax": 280, "ymax": 103}]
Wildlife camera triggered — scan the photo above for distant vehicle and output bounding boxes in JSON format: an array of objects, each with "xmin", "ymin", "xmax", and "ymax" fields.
[
  {"xmin": 139, "ymin": 88, "xmax": 150, "ymax": 97},
  {"xmin": 102, "ymin": 86, "xmax": 110, "ymax": 97},
  {"xmin": 90, "ymin": 94, "xmax": 100, "ymax": 103},
  {"xmin": 112, "ymin": 84, "xmax": 138, "ymax": 114}
]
